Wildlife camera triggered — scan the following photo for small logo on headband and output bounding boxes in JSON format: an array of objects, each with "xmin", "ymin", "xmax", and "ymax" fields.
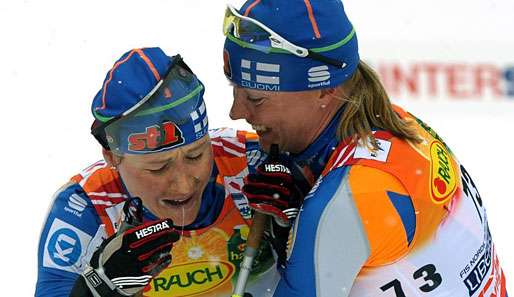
[
  {"xmin": 128, "ymin": 121, "xmax": 184, "ymax": 152},
  {"xmin": 190, "ymin": 101, "xmax": 208, "ymax": 137},
  {"xmin": 223, "ymin": 50, "xmax": 232, "ymax": 79},
  {"xmin": 307, "ymin": 65, "xmax": 331, "ymax": 88},
  {"xmin": 240, "ymin": 59, "xmax": 280, "ymax": 91}
]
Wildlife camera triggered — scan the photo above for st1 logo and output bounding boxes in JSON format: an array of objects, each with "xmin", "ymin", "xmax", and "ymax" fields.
[{"xmin": 128, "ymin": 121, "xmax": 184, "ymax": 152}]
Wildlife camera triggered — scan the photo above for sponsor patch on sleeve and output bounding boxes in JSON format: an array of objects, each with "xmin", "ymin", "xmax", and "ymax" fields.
[{"xmin": 43, "ymin": 218, "xmax": 93, "ymax": 273}]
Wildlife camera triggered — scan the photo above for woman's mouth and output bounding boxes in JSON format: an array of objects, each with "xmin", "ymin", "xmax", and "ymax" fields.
[
  {"xmin": 160, "ymin": 196, "xmax": 194, "ymax": 208},
  {"xmin": 252, "ymin": 124, "xmax": 272, "ymax": 137}
]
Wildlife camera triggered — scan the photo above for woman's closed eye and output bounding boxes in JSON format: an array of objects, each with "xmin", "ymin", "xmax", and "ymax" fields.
[
  {"xmin": 247, "ymin": 95, "xmax": 266, "ymax": 105},
  {"xmin": 147, "ymin": 162, "xmax": 170, "ymax": 174},
  {"xmin": 186, "ymin": 153, "xmax": 203, "ymax": 161}
]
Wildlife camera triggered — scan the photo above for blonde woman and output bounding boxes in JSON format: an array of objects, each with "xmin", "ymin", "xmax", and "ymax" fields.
[{"xmin": 222, "ymin": 1, "xmax": 508, "ymax": 296}]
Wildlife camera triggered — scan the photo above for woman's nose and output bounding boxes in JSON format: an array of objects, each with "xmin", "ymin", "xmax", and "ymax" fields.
[
  {"xmin": 167, "ymin": 169, "xmax": 197, "ymax": 196},
  {"xmin": 230, "ymin": 94, "xmax": 250, "ymax": 120}
]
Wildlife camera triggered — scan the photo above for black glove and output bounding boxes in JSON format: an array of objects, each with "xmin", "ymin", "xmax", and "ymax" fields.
[
  {"xmin": 243, "ymin": 145, "xmax": 306, "ymax": 267},
  {"xmin": 70, "ymin": 198, "xmax": 180, "ymax": 297},
  {"xmin": 243, "ymin": 144, "xmax": 304, "ymax": 227}
]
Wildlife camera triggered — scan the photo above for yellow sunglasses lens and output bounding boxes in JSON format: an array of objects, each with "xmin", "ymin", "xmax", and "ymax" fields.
[{"xmin": 223, "ymin": 9, "xmax": 238, "ymax": 36}]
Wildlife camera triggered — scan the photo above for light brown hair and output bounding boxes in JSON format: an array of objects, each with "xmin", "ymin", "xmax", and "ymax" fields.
[{"xmin": 335, "ymin": 60, "xmax": 422, "ymax": 150}]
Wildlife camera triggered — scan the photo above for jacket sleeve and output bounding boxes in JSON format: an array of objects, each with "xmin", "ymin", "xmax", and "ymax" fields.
[
  {"xmin": 273, "ymin": 165, "xmax": 413, "ymax": 297},
  {"xmin": 35, "ymin": 182, "xmax": 105, "ymax": 297}
]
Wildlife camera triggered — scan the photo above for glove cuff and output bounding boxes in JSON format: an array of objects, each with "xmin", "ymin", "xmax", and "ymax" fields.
[{"xmin": 82, "ymin": 266, "xmax": 130, "ymax": 297}]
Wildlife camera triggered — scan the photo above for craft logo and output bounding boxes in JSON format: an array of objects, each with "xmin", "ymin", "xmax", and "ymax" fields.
[
  {"xmin": 430, "ymin": 140, "xmax": 457, "ymax": 203},
  {"xmin": 308, "ymin": 65, "xmax": 331, "ymax": 88},
  {"xmin": 65, "ymin": 194, "xmax": 87, "ymax": 217},
  {"xmin": 128, "ymin": 121, "xmax": 184, "ymax": 152},
  {"xmin": 241, "ymin": 59, "xmax": 280, "ymax": 91},
  {"xmin": 148, "ymin": 261, "xmax": 234, "ymax": 296}
]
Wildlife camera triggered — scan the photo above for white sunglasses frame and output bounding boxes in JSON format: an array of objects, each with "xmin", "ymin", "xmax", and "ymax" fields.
[{"xmin": 224, "ymin": 4, "xmax": 347, "ymax": 68}]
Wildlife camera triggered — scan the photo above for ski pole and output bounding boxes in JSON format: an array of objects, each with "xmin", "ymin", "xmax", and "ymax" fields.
[{"xmin": 231, "ymin": 212, "xmax": 267, "ymax": 297}]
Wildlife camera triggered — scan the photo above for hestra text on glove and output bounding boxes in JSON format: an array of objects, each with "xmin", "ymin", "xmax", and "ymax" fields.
[{"xmin": 70, "ymin": 218, "xmax": 180, "ymax": 297}]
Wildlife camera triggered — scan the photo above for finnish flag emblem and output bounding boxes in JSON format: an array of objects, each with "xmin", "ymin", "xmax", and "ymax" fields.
[
  {"xmin": 190, "ymin": 101, "xmax": 208, "ymax": 134},
  {"xmin": 241, "ymin": 59, "xmax": 280, "ymax": 85}
]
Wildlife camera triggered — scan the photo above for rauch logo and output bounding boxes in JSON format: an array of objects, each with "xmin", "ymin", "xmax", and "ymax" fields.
[
  {"xmin": 429, "ymin": 140, "xmax": 457, "ymax": 204},
  {"xmin": 147, "ymin": 261, "xmax": 235, "ymax": 296}
]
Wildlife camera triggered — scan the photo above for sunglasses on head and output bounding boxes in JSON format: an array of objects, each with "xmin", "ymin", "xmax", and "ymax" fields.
[{"xmin": 223, "ymin": 4, "xmax": 347, "ymax": 69}]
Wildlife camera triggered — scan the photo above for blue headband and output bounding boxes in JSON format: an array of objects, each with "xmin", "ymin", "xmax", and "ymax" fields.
[
  {"xmin": 223, "ymin": 0, "xmax": 359, "ymax": 92},
  {"xmin": 91, "ymin": 48, "xmax": 208, "ymax": 154}
]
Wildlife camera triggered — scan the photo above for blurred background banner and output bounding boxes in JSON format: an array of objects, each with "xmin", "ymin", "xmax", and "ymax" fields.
[
  {"xmin": 0, "ymin": 0, "xmax": 512, "ymax": 295},
  {"xmin": 372, "ymin": 59, "xmax": 513, "ymax": 101}
]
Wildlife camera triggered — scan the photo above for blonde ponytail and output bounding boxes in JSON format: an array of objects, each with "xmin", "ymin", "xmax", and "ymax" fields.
[{"xmin": 336, "ymin": 61, "xmax": 422, "ymax": 150}]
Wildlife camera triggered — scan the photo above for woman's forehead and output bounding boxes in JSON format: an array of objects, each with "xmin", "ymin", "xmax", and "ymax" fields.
[
  {"xmin": 236, "ymin": 85, "xmax": 273, "ymax": 96},
  {"xmin": 124, "ymin": 135, "xmax": 210, "ymax": 164}
]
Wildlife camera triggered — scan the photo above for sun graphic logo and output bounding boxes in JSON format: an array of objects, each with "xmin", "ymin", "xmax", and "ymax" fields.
[{"xmin": 187, "ymin": 246, "xmax": 204, "ymax": 260}]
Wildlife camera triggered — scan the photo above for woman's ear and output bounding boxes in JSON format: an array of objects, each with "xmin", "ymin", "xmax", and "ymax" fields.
[
  {"xmin": 318, "ymin": 87, "xmax": 338, "ymax": 108},
  {"xmin": 102, "ymin": 148, "xmax": 118, "ymax": 168}
]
